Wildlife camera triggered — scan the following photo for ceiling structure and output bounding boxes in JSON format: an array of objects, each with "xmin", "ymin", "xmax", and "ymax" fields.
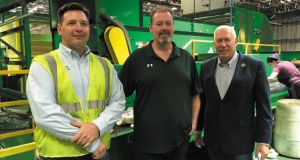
[
  {"xmin": 9, "ymin": 0, "xmax": 49, "ymax": 14},
  {"xmin": 235, "ymin": 0, "xmax": 300, "ymax": 24},
  {"xmin": 143, "ymin": 0, "xmax": 300, "ymax": 24},
  {"xmin": 5, "ymin": 0, "xmax": 300, "ymax": 25},
  {"xmin": 143, "ymin": 0, "xmax": 181, "ymax": 16}
]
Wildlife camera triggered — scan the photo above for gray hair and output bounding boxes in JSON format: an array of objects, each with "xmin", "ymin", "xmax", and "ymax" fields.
[{"xmin": 214, "ymin": 25, "xmax": 237, "ymax": 40}]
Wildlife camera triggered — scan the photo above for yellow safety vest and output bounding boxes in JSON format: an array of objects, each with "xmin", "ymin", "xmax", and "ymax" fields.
[{"xmin": 32, "ymin": 50, "xmax": 112, "ymax": 157}]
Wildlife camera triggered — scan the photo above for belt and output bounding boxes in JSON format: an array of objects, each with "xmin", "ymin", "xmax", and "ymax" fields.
[{"xmin": 41, "ymin": 154, "xmax": 92, "ymax": 160}]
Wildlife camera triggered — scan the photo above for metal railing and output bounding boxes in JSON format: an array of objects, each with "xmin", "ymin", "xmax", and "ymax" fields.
[
  {"xmin": 183, "ymin": 39, "xmax": 281, "ymax": 58},
  {"xmin": 0, "ymin": 70, "xmax": 29, "ymax": 75},
  {"xmin": 0, "ymin": 70, "xmax": 36, "ymax": 159}
]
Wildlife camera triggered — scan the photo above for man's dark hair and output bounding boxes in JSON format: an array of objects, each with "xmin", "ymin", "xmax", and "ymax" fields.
[
  {"xmin": 57, "ymin": 2, "xmax": 90, "ymax": 25},
  {"xmin": 150, "ymin": 6, "xmax": 174, "ymax": 24},
  {"xmin": 267, "ymin": 58, "xmax": 278, "ymax": 63}
]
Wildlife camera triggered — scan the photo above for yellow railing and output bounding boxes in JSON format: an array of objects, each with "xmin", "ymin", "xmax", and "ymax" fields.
[
  {"xmin": 183, "ymin": 39, "xmax": 281, "ymax": 58},
  {"xmin": 0, "ymin": 100, "xmax": 29, "ymax": 108},
  {"xmin": 0, "ymin": 70, "xmax": 36, "ymax": 160},
  {"xmin": 0, "ymin": 128, "xmax": 34, "ymax": 139},
  {"xmin": 0, "ymin": 70, "xmax": 29, "ymax": 75},
  {"xmin": 0, "ymin": 142, "xmax": 36, "ymax": 158}
]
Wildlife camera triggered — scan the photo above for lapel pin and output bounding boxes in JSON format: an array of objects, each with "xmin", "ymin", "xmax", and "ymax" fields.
[{"xmin": 241, "ymin": 63, "xmax": 246, "ymax": 67}]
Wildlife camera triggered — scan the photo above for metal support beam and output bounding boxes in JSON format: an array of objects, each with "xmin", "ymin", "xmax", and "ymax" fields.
[
  {"xmin": 22, "ymin": 4, "xmax": 32, "ymax": 69},
  {"xmin": 0, "ymin": 9, "xmax": 39, "ymax": 28},
  {"xmin": 0, "ymin": 38, "xmax": 26, "ymax": 60},
  {"xmin": 196, "ymin": 15, "xmax": 230, "ymax": 21},
  {"xmin": 0, "ymin": 88, "xmax": 27, "ymax": 100},
  {"xmin": 1, "ymin": 13, "xmax": 4, "ymax": 23},
  {"xmin": 19, "ymin": 19, "xmax": 26, "ymax": 93},
  {"xmin": 0, "ymin": 26, "xmax": 24, "ymax": 37}
]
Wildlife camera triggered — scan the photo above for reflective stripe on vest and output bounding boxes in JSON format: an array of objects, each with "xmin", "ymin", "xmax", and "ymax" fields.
[{"xmin": 43, "ymin": 53, "xmax": 110, "ymax": 112}]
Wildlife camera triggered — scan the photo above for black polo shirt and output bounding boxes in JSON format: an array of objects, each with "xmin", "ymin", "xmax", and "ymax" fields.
[{"xmin": 118, "ymin": 40, "xmax": 202, "ymax": 153}]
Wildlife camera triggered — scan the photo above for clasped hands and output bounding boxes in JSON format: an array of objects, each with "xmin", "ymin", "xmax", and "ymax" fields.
[{"xmin": 70, "ymin": 121, "xmax": 106, "ymax": 159}]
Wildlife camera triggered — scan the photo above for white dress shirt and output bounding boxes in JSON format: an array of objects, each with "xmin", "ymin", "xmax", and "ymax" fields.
[{"xmin": 215, "ymin": 51, "xmax": 238, "ymax": 99}]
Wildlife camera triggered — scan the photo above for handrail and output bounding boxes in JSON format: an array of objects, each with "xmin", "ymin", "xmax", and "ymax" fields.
[
  {"xmin": 0, "ymin": 129, "xmax": 34, "ymax": 139},
  {"xmin": 0, "ymin": 70, "xmax": 36, "ymax": 159},
  {"xmin": 0, "ymin": 119, "xmax": 36, "ymax": 159},
  {"xmin": 0, "ymin": 142, "xmax": 36, "ymax": 158},
  {"xmin": 182, "ymin": 39, "xmax": 281, "ymax": 57},
  {"xmin": 238, "ymin": 42, "xmax": 281, "ymax": 55},
  {"xmin": 0, "ymin": 100, "xmax": 29, "ymax": 108},
  {"xmin": 0, "ymin": 70, "xmax": 29, "ymax": 75}
]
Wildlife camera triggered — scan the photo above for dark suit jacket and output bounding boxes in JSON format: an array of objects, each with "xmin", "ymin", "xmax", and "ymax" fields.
[{"xmin": 197, "ymin": 51, "xmax": 273, "ymax": 155}]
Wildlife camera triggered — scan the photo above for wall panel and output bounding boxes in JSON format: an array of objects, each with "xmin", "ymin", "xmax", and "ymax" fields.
[{"xmin": 272, "ymin": 22, "xmax": 300, "ymax": 52}]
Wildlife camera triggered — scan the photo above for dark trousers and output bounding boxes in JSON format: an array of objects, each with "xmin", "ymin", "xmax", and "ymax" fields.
[
  {"xmin": 207, "ymin": 146, "xmax": 252, "ymax": 160},
  {"xmin": 133, "ymin": 136, "xmax": 190, "ymax": 160},
  {"xmin": 39, "ymin": 151, "xmax": 109, "ymax": 160},
  {"xmin": 294, "ymin": 81, "xmax": 300, "ymax": 99}
]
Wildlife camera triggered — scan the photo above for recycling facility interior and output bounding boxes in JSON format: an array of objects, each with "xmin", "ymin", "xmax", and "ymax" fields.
[{"xmin": 0, "ymin": 0, "xmax": 300, "ymax": 160}]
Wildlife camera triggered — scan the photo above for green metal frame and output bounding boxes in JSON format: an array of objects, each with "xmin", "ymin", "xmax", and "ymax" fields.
[
  {"xmin": 0, "ymin": 46, "xmax": 5, "ymax": 90},
  {"xmin": 21, "ymin": 5, "xmax": 32, "ymax": 70},
  {"xmin": 234, "ymin": 7, "xmax": 274, "ymax": 54}
]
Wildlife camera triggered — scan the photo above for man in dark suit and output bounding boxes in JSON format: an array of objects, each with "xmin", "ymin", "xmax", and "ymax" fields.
[{"xmin": 194, "ymin": 25, "xmax": 273, "ymax": 160}]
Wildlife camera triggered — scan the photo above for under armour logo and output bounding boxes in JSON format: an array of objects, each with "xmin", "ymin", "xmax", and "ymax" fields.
[{"xmin": 147, "ymin": 64, "xmax": 153, "ymax": 67}]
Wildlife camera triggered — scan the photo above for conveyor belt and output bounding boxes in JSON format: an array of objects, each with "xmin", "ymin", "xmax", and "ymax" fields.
[
  {"xmin": 269, "ymin": 82, "xmax": 288, "ymax": 94},
  {"xmin": 110, "ymin": 82, "xmax": 287, "ymax": 136}
]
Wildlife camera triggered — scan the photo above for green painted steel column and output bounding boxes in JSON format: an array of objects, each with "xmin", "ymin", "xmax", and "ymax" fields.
[
  {"xmin": 19, "ymin": 19, "xmax": 26, "ymax": 93},
  {"xmin": 0, "ymin": 46, "xmax": 4, "ymax": 91},
  {"xmin": 22, "ymin": 6, "xmax": 32, "ymax": 69},
  {"xmin": 191, "ymin": 21, "xmax": 194, "ymax": 32}
]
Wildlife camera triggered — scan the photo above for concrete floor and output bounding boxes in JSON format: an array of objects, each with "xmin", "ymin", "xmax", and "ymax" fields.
[
  {"xmin": 266, "ymin": 156, "xmax": 300, "ymax": 160},
  {"xmin": 187, "ymin": 143, "xmax": 300, "ymax": 160}
]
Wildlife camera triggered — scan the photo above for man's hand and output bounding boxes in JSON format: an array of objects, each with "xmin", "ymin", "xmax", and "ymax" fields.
[
  {"xmin": 193, "ymin": 133, "xmax": 204, "ymax": 148},
  {"xmin": 189, "ymin": 123, "xmax": 196, "ymax": 136},
  {"xmin": 92, "ymin": 140, "xmax": 106, "ymax": 159},
  {"xmin": 255, "ymin": 143, "xmax": 269, "ymax": 160},
  {"xmin": 70, "ymin": 121, "xmax": 100, "ymax": 148}
]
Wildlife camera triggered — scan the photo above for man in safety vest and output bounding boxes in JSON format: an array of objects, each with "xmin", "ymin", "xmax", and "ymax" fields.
[{"xmin": 26, "ymin": 2, "xmax": 125, "ymax": 160}]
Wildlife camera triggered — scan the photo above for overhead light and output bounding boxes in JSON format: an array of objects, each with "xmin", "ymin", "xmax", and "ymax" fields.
[
  {"xmin": 28, "ymin": 5, "xmax": 43, "ymax": 13},
  {"xmin": 30, "ymin": 25, "xmax": 47, "ymax": 31},
  {"xmin": 9, "ymin": 9, "xmax": 17, "ymax": 12}
]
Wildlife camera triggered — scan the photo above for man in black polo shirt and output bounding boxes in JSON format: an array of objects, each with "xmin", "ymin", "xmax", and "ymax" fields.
[{"xmin": 118, "ymin": 6, "xmax": 202, "ymax": 160}]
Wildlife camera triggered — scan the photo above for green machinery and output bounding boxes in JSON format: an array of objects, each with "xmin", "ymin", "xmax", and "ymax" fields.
[{"xmin": 0, "ymin": 0, "xmax": 296, "ymax": 159}]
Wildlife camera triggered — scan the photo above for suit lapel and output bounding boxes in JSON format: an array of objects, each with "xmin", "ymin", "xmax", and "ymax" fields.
[
  {"xmin": 223, "ymin": 51, "xmax": 246, "ymax": 100},
  {"xmin": 209, "ymin": 57, "xmax": 222, "ymax": 100}
]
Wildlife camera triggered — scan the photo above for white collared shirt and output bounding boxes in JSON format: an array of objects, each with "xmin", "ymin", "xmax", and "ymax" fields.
[{"xmin": 214, "ymin": 51, "xmax": 239, "ymax": 99}]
